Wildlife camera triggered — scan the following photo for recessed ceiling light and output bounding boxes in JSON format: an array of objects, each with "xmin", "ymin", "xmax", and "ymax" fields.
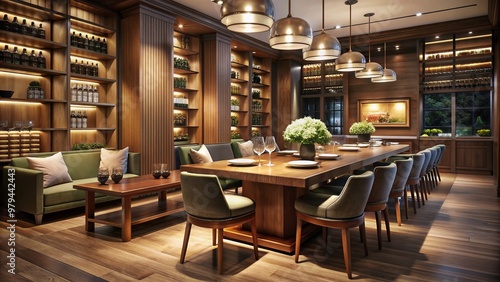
[
  {"xmin": 395, "ymin": 45, "xmax": 400, "ymax": 50},
  {"xmin": 468, "ymin": 31, "xmax": 473, "ymax": 34},
  {"xmin": 377, "ymin": 47, "xmax": 381, "ymax": 51},
  {"xmin": 416, "ymin": 12, "xmax": 422, "ymax": 16},
  {"xmin": 435, "ymin": 35, "xmax": 440, "ymax": 39},
  {"xmin": 335, "ymin": 25, "xmax": 341, "ymax": 29},
  {"xmin": 178, "ymin": 24, "xmax": 183, "ymax": 29}
]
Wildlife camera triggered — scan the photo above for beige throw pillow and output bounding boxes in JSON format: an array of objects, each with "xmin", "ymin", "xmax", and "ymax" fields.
[
  {"xmin": 100, "ymin": 147, "xmax": 129, "ymax": 173},
  {"xmin": 190, "ymin": 144, "xmax": 213, "ymax": 163},
  {"xmin": 238, "ymin": 140, "xmax": 254, "ymax": 157},
  {"xmin": 27, "ymin": 152, "xmax": 73, "ymax": 188}
]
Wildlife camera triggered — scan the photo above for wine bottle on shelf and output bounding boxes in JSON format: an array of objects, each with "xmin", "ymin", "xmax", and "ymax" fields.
[
  {"xmin": 20, "ymin": 19, "xmax": 28, "ymax": 35},
  {"xmin": 37, "ymin": 51, "xmax": 45, "ymax": 68},
  {"xmin": 85, "ymin": 61, "xmax": 91, "ymax": 76},
  {"xmin": 92, "ymin": 85, "xmax": 99, "ymax": 103},
  {"xmin": 3, "ymin": 45, "xmax": 12, "ymax": 64},
  {"xmin": 71, "ymin": 84, "xmax": 77, "ymax": 101},
  {"xmin": 29, "ymin": 50, "xmax": 38, "ymax": 67},
  {"xmin": 1, "ymin": 14, "xmax": 10, "ymax": 31},
  {"xmin": 70, "ymin": 31, "xmax": 77, "ymax": 46},
  {"xmin": 96, "ymin": 38, "xmax": 101, "ymax": 53},
  {"xmin": 70, "ymin": 59, "xmax": 77, "ymax": 73},
  {"xmin": 84, "ymin": 35, "xmax": 89, "ymax": 50},
  {"xmin": 77, "ymin": 33, "xmax": 84, "ymax": 48},
  {"xmin": 39, "ymin": 87, "xmax": 44, "ymax": 99},
  {"xmin": 70, "ymin": 111, "xmax": 76, "ymax": 128},
  {"xmin": 37, "ymin": 23, "xmax": 45, "ymax": 39},
  {"xmin": 78, "ymin": 60, "xmax": 85, "ymax": 75},
  {"xmin": 29, "ymin": 22, "xmax": 38, "ymax": 37},
  {"xmin": 11, "ymin": 17, "xmax": 19, "ymax": 33},
  {"xmin": 82, "ymin": 84, "xmax": 88, "ymax": 102},
  {"xmin": 76, "ymin": 84, "xmax": 83, "ymax": 102},
  {"xmin": 82, "ymin": 111, "xmax": 88, "ymax": 128},
  {"xmin": 102, "ymin": 38, "xmax": 107, "ymax": 54},
  {"xmin": 76, "ymin": 111, "xmax": 82, "ymax": 128},
  {"xmin": 93, "ymin": 62, "xmax": 98, "ymax": 77},
  {"xmin": 89, "ymin": 36, "xmax": 95, "ymax": 51},
  {"xmin": 12, "ymin": 47, "xmax": 20, "ymax": 65}
]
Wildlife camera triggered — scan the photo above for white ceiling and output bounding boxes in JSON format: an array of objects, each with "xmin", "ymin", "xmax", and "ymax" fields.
[{"xmin": 173, "ymin": 0, "xmax": 489, "ymax": 43}]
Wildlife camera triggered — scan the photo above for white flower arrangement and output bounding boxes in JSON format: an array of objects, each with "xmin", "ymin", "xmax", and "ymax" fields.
[{"xmin": 283, "ymin": 117, "xmax": 332, "ymax": 145}]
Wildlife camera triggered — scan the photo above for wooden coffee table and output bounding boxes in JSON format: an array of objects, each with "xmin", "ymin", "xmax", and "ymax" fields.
[{"xmin": 73, "ymin": 170, "xmax": 183, "ymax": 241}]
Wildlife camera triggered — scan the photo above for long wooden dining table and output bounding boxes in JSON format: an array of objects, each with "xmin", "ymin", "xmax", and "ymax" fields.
[{"xmin": 180, "ymin": 144, "xmax": 409, "ymax": 253}]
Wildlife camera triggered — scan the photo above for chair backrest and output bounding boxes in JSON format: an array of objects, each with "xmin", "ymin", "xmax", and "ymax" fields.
[
  {"xmin": 391, "ymin": 158, "xmax": 413, "ymax": 193},
  {"xmin": 426, "ymin": 147, "xmax": 438, "ymax": 172},
  {"xmin": 433, "ymin": 144, "xmax": 446, "ymax": 167},
  {"xmin": 367, "ymin": 162, "xmax": 397, "ymax": 205},
  {"xmin": 325, "ymin": 171, "xmax": 374, "ymax": 219},
  {"xmin": 408, "ymin": 153, "xmax": 425, "ymax": 181},
  {"xmin": 419, "ymin": 149, "xmax": 432, "ymax": 177},
  {"xmin": 180, "ymin": 171, "xmax": 231, "ymax": 219}
]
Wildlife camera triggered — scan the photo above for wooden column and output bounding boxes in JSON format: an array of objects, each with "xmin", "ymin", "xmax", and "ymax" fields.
[
  {"xmin": 201, "ymin": 33, "xmax": 232, "ymax": 143},
  {"xmin": 120, "ymin": 5, "xmax": 175, "ymax": 174}
]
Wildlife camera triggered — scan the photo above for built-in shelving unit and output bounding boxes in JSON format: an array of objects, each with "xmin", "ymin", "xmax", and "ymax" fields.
[
  {"xmin": 0, "ymin": 0, "xmax": 118, "ymax": 161},
  {"xmin": 173, "ymin": 31, "xmax": 201, "ymax": 145},
  {"xmin": 301, "ymin": 61, "xmax": 345, "ymax": 135}
]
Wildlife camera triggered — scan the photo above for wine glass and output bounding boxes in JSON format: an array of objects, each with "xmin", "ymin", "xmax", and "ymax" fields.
[
  {"xmin": 97, "ymin": 167, "xmax": 109, "ymax": 185},
  {"xmin": 111, "ymin": 167, "xmax": 123, "ymax": 183},
  {"xmin": 252, "ymin": 136, "xmax": 265, "ymax": 166},
  {"xmin": 161, "ymin": 163, "xmax": 170, "ymax": 178},
  {"xmin": 152, "ymin": 164, "xmax": 161, "ymax": 179},
  {"xmin": 264, "ymin": 136, "xmax": 276, "ymax": 166}
]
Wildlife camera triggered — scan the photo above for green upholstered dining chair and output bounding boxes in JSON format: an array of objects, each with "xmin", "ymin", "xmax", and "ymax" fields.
[
  {"xmin": 294, "ymin": 171, "xmax": 374, "ymax": 279},
  {"xmin": 179, "ymin": 171, "xmax": 258, "ymax": 275},
  {"xmin": 432, "ymin": 144, "xmax": 446, "ymax": 183}
]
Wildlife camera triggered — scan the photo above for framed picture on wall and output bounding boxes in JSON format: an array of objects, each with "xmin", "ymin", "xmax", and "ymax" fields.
[{"xmin": 358, "ymin": 98, "xmax": 410, "ymax": 127}]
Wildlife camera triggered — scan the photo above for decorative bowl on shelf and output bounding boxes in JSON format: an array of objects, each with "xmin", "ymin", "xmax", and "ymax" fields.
[{"xmin": 0, "ymin": 90, "xmax": 14, "ymax": 98}]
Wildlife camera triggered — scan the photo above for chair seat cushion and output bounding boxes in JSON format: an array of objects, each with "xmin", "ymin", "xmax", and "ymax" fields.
[
  {"xmin": 311, "ymin": 184, "xmax": 344, "ymax": 195},
  {"xmin": 295, "ymin": 193, "xmax": 342, "ymax": 218},
  {"xmin": 225, "ymin": 195, "xmax": 255, "ymax": 217}
]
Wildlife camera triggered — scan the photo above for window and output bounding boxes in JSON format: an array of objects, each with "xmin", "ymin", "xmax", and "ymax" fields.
[
  {"xmin": 325, "ymin": 96, "xmax": 343, "ymax": 135},
  {"xmin": 302, "ymin": 98, "xmax": 320, "ymax": 119}
]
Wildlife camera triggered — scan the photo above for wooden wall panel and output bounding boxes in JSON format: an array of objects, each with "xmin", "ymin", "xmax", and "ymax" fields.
[
  {"xmin": 121, "ymin": 5, "xmax": 175, "ymax": 174},
  {"xmin": 456, "ymin": 140, "xmax": 493, "ymax": 173},
  {"xmin": 202, "ymin": 33, "xmax": 231, "ymax": 143}
]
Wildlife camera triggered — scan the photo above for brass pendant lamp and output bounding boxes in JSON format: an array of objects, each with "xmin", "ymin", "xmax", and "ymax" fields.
[
  {"xmin": 220, "ymin": 0, "xmax": 275, "ymax": 33},
  {"xmin": 371, "ymin": 42, "xmax": 397, "ymax": 82},
  {"xmin": 355, "ymin": 13, "xmax": 383, "ymax": 78},
  {"xmin": 269, "ymin": 0, "xmax": 313, "ymax": 50},
  {"xmin": 336, "ymin": 0, "xmax": 366, "ymax": 72},
  {"xmin": 303, "ymin": 0, "xmax": 341, "ymax": 61}
]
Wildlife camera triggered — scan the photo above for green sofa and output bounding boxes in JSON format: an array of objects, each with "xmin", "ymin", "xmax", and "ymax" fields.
[{"xmin": 2, "ymin": 150, "xmax": 140, "ymax": 224}]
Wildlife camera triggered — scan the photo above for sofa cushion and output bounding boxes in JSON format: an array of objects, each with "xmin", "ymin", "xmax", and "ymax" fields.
[
  {"xmin": 100, "ymin": 147, "xmax": 129, "ymax": 173},
  {"xmin": 190, "ymin": 144, "xmax": 213, "ymax": 163},
  {"xmin": 237, "ymin": 140, "xmax": 254, "ymax": 157},
  {"xmin": 205, "ymin": 143, "xmax": 235, "ymax": 161},
  {"xmin": 27, "ymin": 152, "xmax": 73, "ymax": 188}
]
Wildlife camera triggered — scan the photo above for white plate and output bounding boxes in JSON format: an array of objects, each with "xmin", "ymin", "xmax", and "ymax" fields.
[
  {"xmin": 357, "ymin": 144, "xmax": 370, "ymax": 148},
  {"xmin": 338, "ymin": 146, "xmax": 360, "ymax": 151},
  {"xmin": 317, "ymin": 153, "xmax": 340, "ymax": 160},
  {"xmin": 277, "ymin": 150, "xmax": 298, "ymax": 155},
  {"xmin": 287, "ymin": 160, "xmax": 319, "ymax": 168},
  {"xmin": 391, "ymin": 142, "xmax": 399, "ymax": 145},
  {"xmin": 227, "ymin": 159, "xmax": 256, "ymax": 166},
  {"xmin": 342, "ymin": 144, "xmax": 358, "ymax": 147},
  {"xmin": 292, "ymin": 152, "xmax": 301, "ymax": 157}
]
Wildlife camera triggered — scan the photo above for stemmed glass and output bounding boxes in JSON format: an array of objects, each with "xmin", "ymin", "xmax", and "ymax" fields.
[
  {"xmin": 97, "ymin": 167, "xmax": 109, "ymax": 185},
  {"xmin": 111, "ymin": 167, "xmax": 123, "ymax": 183},
  {"xmin": 252, "ymin": 136, "xmax": 265, "ymax": 166},
  {"xmin": 264, "ymin": 136, "xmax": 276, "ymax": 166}
]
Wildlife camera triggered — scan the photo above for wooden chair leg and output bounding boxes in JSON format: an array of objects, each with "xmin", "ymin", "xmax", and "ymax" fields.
[
  {"xmin": 375, "ymin": 211, "xmax": 382, "ymax": 250},
  {"xmin": 250, "ymin": 219, "xmax": 259, "ymax": 260},
  {"xmin": 322, "ymin": 227, "xmax": 328, "ymax": 242},
  {"xmin": 394, "ymin": 197, "xmax": 402, "ymax": 226},
  {"xmin": 180, "ymin": 221, "xmax": 192, "ymax": 264},
  {"xmin": 404, "ymin": 188, "xmax": 409, "ymax": 219},
  {"xmin": 212, "ymin": 229, "xmax": 217, "ymax": 246},
  {"xmin": 217, "ymin": 228, "xmax": 224, "ymax": 275},
  {"xmin": 341, "ymin": 228, "xmax": 353, "ymax": 279},
  {"xmin": 360, "ymin": 221, "xmax": 368, "ymax": 256},
  {"xmin": 435, "ymin": 167, "xmax": 442, "ymax": 182},
  {"xmin": 419, "ymin": 180, "xmax": 426, "ymax": 205},
  {"xmin": 295, "ymin": 218, "xmax": 303, "ymax": 263},
  {"xmin": 409, "ymin": 184, "xmax": 419, "ymax": 211},
  {"xmin": 383, "ymin": 207, "xmax": 391, "ymax": 242}
]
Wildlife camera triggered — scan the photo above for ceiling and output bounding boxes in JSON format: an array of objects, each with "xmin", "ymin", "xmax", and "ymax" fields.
[{"xmin": 172, "ymin": 0, "xmax": 490, "ymax": 44}]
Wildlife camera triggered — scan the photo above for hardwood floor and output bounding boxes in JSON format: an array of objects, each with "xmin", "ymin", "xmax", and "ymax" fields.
[{"xmin": 1, "ymin": 173, "xmax": 499, "ymax": 281}]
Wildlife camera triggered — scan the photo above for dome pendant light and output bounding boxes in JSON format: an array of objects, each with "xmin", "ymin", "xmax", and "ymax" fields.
[
  {"xmin": 269, "ymin": 0, "xmax": 313, "ymax": 50},
  {"xmin": 355, "ymin": 13, "xmax": 383, "ymax": 78},
  {"xmin": 221, "ymin": 0, "xmax": 275, "ymax": 33},
  {"xmin": 303, "ymin": 0, "xmax": 341, "ymax": 61},
  {"xmin": 371, "ymin": 42, "xmax": 397, "ymax": 82},
  {"xmin": 336, "ymin": 0, "xmax": 366, "ymax": 72}
]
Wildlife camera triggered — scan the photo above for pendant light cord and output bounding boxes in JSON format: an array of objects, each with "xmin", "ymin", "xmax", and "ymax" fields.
[
  {"xmin": 321, "ymin": 0, "xmax": 325, "ymax": 32},
  {"xmin": 383, "ymin": 42, "xmax": 387, "ymax": 69},
  {"xmin": 368, "ymin": 16, "xmax": 371, "ymax": 61},
  {"xmin": 349, "ymin": 3, "xmax": 352, "ymax": 51},
  {"xmin": 288, "ymin": 0, "xmax": 292, "ymax": 17}
]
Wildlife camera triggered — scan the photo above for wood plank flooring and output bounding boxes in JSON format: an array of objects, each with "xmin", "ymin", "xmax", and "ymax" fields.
[{"xmin": 1, "ymin": 173, "xmax": 499, "ymax": 281}]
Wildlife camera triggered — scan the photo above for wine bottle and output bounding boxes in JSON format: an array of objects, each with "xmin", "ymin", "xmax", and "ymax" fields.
[
  {"xmin": 37, "ymin": 51, "xmax": 46, "ymax": 68},
  {"xmin": 76, "ymin": 111, "xmax": 82, "ymax": 128},
  {"xmin": 82, "ymin": 84, "xmax": 88, "ymax": 102},
  {"xmin": 70, "ymin": 31, "xmax": 76, "ymax": 46},
  {"xmin": 37, "ymin": 23, "xmax": 45, "ymax": 39},
  {"xmin": 93, "ymin": 62, "xmax": 98, "ymax": 77},
  {"xmin": 92, "ymin": 85, "xmax": 99, "ymax": 103},
  {"xmin": 29, "ymin": 21, "xmax": 38, "ymax": 37},
  {"xmin": 12, "ymin": 47, "xmax": 20, "ymax": 65},
  {"xmin": 70, "ymin": 59, "xmax": 77, "ymax": 73},
  {"xmin": 85, "ymin": 61, "xmax": 91, "ymax": 76},
  {"xmin": 20, "ymin": 19, "xmax": 28, "ymax": 35},
  {"xmin": 84, "ymin": 34, "xmax": 89, "ymax": 49},
  {"xmin": 96, "ymin": 38, "xmax": 102, "ymax": 53},
  {"xmin": 29, "ymin": 50, "xmax": 38, "ymax": 67},
  {"xmin": 70, "ymin": 111, "xmax": 77, "ymax": 128},
  {"xmin": 11, "ymin": 17, "xmax": 19, "ymax": 33},
  {"xmin": 89, "ymin": 36, "xmax": 95, "ymax": 51},
  {"xmin": 78, "ymin": 60, "xmax": 85, "ymax": 74},
  {"xmin": 3, "ymin": 45, "xmax": 12, "ymax": 63},
  {"xmin": 78, "ymin": 33, "xmax": 84, "ymax": 48},
  {"xmin": 88, "ymin": 85, "xmax": 93, "ymax": 102},
  {"xmin": 76, "ymin": 84, "xmax": 83, "ymax": 102},
  {"xmin": 21, "ymin": 48, "xmax": 30, "ymax": 66},
  {"xmin": 82, "ymin": 111, "xmax": 88, "ymax": 128},
  {"xmin": 71, "ymin": 84, "xmax": 77, "ymax": 101},
  {"xmin": 1, "ymin": 14, "xmax": 10, "ymax": 31},
  {"xmin": 101, "ymin": 38, "xmax": 107, "ymax": 54}
]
